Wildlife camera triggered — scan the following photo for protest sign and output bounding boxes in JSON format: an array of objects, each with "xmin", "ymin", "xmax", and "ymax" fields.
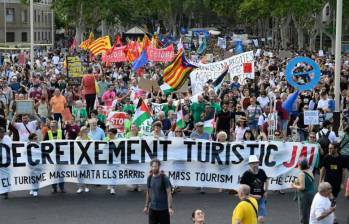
[
  {"xmin": 0, "ymin": 138, "xmax": 319, "ymax": 193},
  {"xmin": 304, "ymin": 110, "xmax": 319, "ymax": 125},
  {"xmin": 140, "ymin": 117, "xmax": 153, "ymax": 136},
  {"xmin": 102, "ymin": 46, "xmax": 127, "ymax": 63},
  {"xmin": 147, "ymin": 44, "xmax": 174, "ymax": 62},
  {"xmin": 217, "ymin": 37, "xmax": 226, "ymax": 49},
  {"xmin": 151, "ymin": 102, "xmax": 165, "ymax": 114},
  {"xmin": 16, "ymin": 100, "xmax": 34, "ymax": 114},
  {"xmin": 279, "ymin": 50, "xmax": 293, "ymax": 59},
  {"xmin": 66, "ymin": 56, "xmax": 83, "ymax": 78},
  {"xmin": 107, "ymin": 112, "xmax": 127, "ymax": 133},
  {"xmin": 190, "ymin": 51, "xmax": 254, "ymax": 94}
]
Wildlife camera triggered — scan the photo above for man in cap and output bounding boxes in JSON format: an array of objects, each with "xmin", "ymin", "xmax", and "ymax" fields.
[
  {"xmin": 240, "ymin": 155, "xmax": 269, "ymax": 224},
  {"xmin": 190, "ymin": 122, "xmax": 210, "ymax": 140}
]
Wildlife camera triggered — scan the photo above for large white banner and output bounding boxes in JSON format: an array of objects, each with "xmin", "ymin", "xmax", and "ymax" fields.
[
  {"xmin": 190, "ymin": 51, "xmax": 255, "ymax": 95},
  {"xmin": 0, "ymin": 138, "xmax": 318, "ymax": 193}
]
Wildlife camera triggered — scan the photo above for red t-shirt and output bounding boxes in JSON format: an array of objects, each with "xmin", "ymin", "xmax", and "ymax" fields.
[{"xmin": 82, "ymin": 74, "xmax": 96, "ymax": 95}]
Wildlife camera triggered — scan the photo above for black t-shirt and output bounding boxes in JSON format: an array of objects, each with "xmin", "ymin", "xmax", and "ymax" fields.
[
  {"xmin": 240, "ymin": 169, "xmax": 268, "ymax": 196},
  {"xmin": 233, "ymin": 111, "xmax": 246, "ymax": 125},
  {"xmin": 321, "ymin": 155, "xmax": 343, "ymax": 184},
  {"xmin": 216, "ymin": 110, "xmax": 234, "ymax": 131}
]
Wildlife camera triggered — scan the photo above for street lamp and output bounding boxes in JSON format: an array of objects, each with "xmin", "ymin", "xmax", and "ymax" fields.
[{"xmin": 30, "ymin": 0, "xmax": 34, "ymax": 72}]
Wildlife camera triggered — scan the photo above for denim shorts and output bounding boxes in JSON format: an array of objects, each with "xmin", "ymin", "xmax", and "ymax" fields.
[{"xmin": 258, "ymin": 198, "xmax": 267, "ymax": 217}]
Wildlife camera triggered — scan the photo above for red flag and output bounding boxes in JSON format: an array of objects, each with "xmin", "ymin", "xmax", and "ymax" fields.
[{"xmin": 243, "ymin": 63, "xmax": 252, "ymax": 73}]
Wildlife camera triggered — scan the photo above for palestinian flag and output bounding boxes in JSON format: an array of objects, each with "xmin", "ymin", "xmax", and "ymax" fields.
[
  {"xmin": 204, "ymin": 118, "xmax": 215, "ymax": 134},
  {"xmin": 132, "ymin": 98, "xmax": 151, "ymax": 127},
  {"xmin": 176, "ymin": 105, "xmax": 185, "ymax": 129},
  {"xmin": 159, "ymin": 50, "xmax": 197, "ymax": 95}
]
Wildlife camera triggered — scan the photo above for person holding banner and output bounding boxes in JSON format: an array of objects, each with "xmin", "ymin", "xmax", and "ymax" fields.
[
  {"xmin": 44, "ymin": 120, "xmax": 66, "ymax": 193},
  {"xmin": 28, "ymin": 133, "xmax": 40, "ymax": 197},
  {"xmin": 240, "ymin": 155, "xmax": 268, "ymax": 224},
  {"xmin": 0, "ymin": 127, "xmax": 11, "ymax": 199},
  {"xmin": 104, "ymin": 128, "xmax": 118, "ymax": 194},
  {"xmin": 76, "ymin": 126, "xmax": 92, "ymax": 194}
]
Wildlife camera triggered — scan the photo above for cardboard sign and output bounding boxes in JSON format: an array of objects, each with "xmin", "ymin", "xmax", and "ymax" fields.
[
  {"xmin": 279, "ymin": 50, "xmax": 293, "ymax": 59},
  {"xmin": 16, "ymin": 100, "xmax": 34, "ymax": 114},
  {"xmin": 304, "ymin": 110, "xmax": 319, "ymax": 125}
]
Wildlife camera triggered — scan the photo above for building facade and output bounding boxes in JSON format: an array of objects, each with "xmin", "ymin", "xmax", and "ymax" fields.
[{"xmin": 0, "ymin": 0, "xmax": 54, "ymax": 44}]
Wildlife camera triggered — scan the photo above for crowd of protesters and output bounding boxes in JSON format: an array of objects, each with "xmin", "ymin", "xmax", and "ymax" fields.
[{"xmin": 1, "ymin": 43, "xmax": 349, "ymax": 224}]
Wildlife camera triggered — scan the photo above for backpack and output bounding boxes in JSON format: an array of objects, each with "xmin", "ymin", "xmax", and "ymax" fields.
[{"xmin": 318, "ymin": 130, "xmax": 331, "ymax": 151}]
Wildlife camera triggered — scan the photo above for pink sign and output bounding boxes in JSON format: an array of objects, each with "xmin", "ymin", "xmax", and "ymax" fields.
[
  {"xmin": 102, "ymin": 46, "xmax": 127, "ymax": 63},
  {"xmin": 147, "ymin": 44, "xmax": 174, "ymax": 62},
  {"xmin": 18, "ymin": 53, "xmax": 26, "ymax": 65}
]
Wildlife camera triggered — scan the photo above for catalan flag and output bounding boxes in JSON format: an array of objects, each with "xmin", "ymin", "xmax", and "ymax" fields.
[
  {"xmin": 158, "ymin": 50, "xmax": 197, "ymax": 95},
  {"xmin": 88, "ymin": 36, "xmax": 111, "ymax": 56},
  {"xmin": 79, "ymin": 32, "xmax": 94, "ymax": 50}
]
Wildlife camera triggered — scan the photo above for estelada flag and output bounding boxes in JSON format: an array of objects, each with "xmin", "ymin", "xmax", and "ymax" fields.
[
  {"xmin": 89, "ymin": 36, "xmax": 111, "ymax": 56},
  {"xmin": 80, "ymin": 32, "xmax": 94, "ymax": 50},
  {"xmin": 158, "ymin": 50, "xmax": 197, "ymax": 95}
]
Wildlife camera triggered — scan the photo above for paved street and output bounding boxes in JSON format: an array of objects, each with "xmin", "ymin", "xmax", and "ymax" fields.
[{"xmin": 1, "ymin": 184, "xmax": 348, "ymax": 224}]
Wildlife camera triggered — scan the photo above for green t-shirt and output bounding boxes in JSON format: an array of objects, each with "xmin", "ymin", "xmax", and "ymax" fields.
[
  {"xmin": 97, "ymin": 114, "xmax": 106, "ymax": 123},
  {"xmin": 123, "ymin": 104, "xmax": 135, "ymax": 113},
  {"xmin": 72, "ymin": 107, "xmax": 88, "ymax": 126},
  {"xmin": 162, "ymin": 104, "xmax": 176, "ymax": 117},
  {"xmin": 191, "ymin": 102, "xmax": 205, "ymax": 123},
  {"xmin": 211, "ymin": 102, "xmax": 221, "ymax": 113},
  {"xmin": 124, "ymin": 119, "xmax": 131, "ymax": 134}
]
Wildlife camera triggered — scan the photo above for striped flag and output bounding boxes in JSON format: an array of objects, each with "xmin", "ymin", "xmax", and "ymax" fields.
[
  {"xmin": 159, "ymin": 50, "xmax": 197, "ymax": 95},
  {"xmin": 132, "ymin": 98, "xmax": 151, "ymax": 127},
  {"xmin": 79, "ymin": 32, "xmax": 94, "ymax": 50},
  {"xmin": 89, "ymin": 36, "xmax": 112, "ymax": 56}
]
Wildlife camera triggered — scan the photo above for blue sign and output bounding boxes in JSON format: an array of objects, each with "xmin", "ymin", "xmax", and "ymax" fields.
[{"xmin": 285, "ymin": 57, "xmax": 321, "ymax": 91}]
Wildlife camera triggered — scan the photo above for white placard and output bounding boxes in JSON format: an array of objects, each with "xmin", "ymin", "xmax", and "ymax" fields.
[{"xmin": 304, "ymin": 110, "xmax": 319, "ymax": 125}]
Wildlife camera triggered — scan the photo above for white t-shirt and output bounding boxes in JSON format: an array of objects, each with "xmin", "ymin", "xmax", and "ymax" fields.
[
  {"xmin": 14, "ymin": 121, "xmax": 38, "ymax": 142},
  {"xmin": 309, "ymin": 193, "xmax": 334, "ymax": 224},
  {"xmin": 52, "ymin": 55, "xmax": 60, "ymax": 65},
  {"xmin": 0, "ymin": 135, "xmax": 12, "ymax": 146},
  {"xmin": 235, "ymin": 127, "xmax": 249, "ymax": 141},
  {"xmin": 257, "ymin": 96, "xmax": 270, "ymax": 108},
  {"xmin": 317, "ymin": 99, "xmax": 329, "ymax": 110},
  {"xmin": 258, "ymin": 113, "xmax": 269, "ymax": 126}
]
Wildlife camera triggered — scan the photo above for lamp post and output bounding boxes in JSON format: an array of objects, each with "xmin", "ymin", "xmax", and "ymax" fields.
[
  {"xmin": 3, "ymin": 0, "xmax": 6, "ymax": 44},
  {"xmin": 334, "ymin": 0, "xmax": 342, "ymax": 111},
  {"xmin": 30, "ymin": 0, "xmax": 34, "ymax": 72}
]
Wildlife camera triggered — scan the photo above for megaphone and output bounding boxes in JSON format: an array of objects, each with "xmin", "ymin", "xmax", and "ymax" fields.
[{"xmin": 282, "ymin": 91, "xmax": 300, "ymax": 113}]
